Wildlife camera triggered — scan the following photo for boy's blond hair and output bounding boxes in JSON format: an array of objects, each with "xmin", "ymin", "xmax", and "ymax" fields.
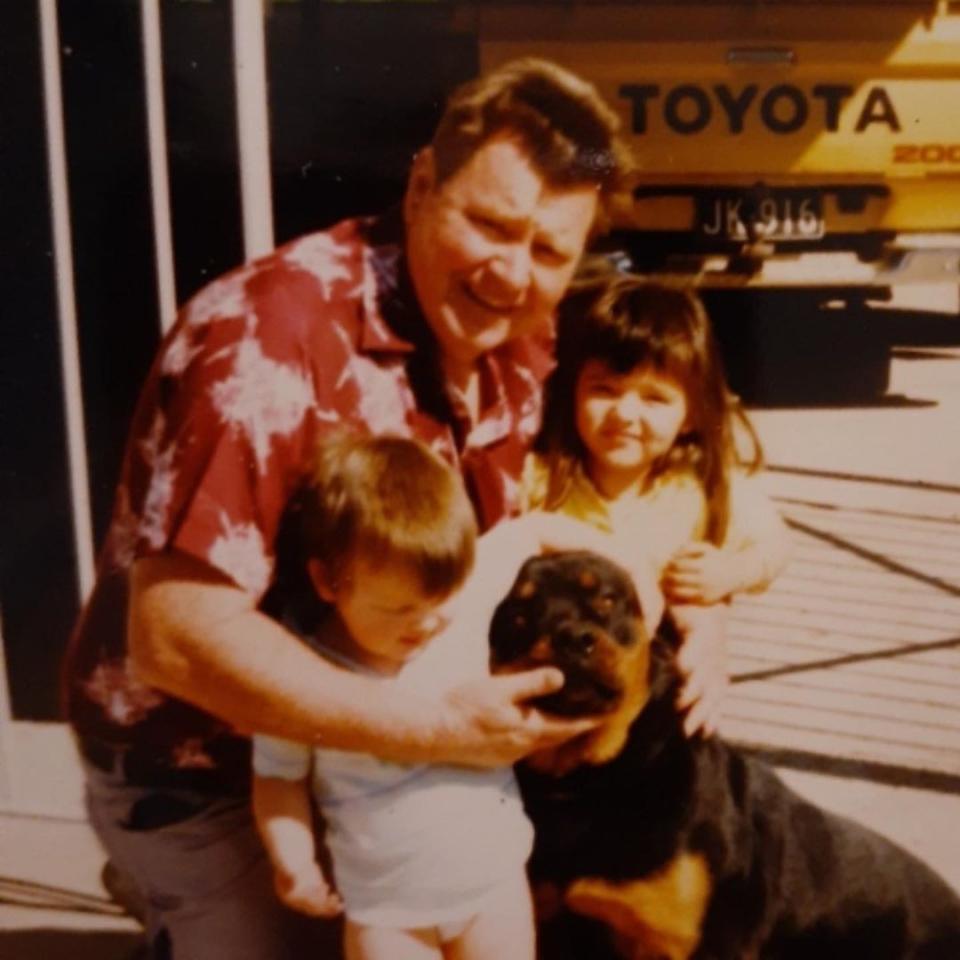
[{"xmin": 300, "ymin": 433, "xmax": 477, "ymax": 597}]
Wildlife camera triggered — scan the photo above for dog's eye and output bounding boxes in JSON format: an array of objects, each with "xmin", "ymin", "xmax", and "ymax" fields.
[
  {"xmin": 593, "ymin": 595, "xmax": 616, "ymax": 616},
  {"xmin": 515, "ymin": 580, "xmax": 537, "ymax": 600}
]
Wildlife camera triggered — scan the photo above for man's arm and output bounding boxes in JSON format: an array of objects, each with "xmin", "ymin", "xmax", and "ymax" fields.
[{"xmin": 129, "ymin": 550, "xmax": 595, "ymax": 767}]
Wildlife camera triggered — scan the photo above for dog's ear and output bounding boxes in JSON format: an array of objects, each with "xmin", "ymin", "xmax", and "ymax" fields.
[
  {"xmin": 515, "ymin": 577, "xmax": 537, "ymax": 600},
  {"xmin": 658, "ymin": 610, "xmax": 683, "ymax": 649}
]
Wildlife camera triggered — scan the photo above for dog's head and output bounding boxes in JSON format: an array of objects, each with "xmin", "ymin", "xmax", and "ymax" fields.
[{"xmin": 490, "ymin": 550, "xmax": 653, "ymax": 768}]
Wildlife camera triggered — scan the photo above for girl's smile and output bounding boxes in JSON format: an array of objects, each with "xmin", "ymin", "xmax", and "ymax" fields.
[{"xmin": 575, "ymin": 361, "xmax": 689, "ymax": 499}]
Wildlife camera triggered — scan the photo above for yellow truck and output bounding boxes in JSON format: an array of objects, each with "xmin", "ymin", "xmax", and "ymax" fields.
[{"xmin": 475, "ymin": 0, "xmax": 960, "ymax": 398}]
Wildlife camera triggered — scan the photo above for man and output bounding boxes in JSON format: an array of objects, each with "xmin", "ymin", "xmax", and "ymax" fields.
[{"xmin": 63, "ymin": 58, "xmax": 632, "ymax": 958}]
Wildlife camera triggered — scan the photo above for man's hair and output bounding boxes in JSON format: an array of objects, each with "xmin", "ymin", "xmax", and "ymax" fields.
[
  {"xmin": 431, "ymin": 58, "xmax": 632, "ymax": 215},
  {"xmin": 299, "ymin": 433, "xmax": 477, "ymax": 597}
]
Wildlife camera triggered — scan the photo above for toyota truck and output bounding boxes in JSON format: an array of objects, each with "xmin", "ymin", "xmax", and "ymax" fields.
[{"xmin": 474, "ymin": 0, "xmax": 960, "ymax": 399}]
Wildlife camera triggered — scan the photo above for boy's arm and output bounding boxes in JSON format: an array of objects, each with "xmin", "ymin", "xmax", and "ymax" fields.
[{"xmin": 251, "ymin": 767, "xmax": 342, "ymax": 918}]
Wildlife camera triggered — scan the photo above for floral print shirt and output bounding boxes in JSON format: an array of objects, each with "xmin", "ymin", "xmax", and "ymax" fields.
[{"xmin": 63, "ymin": 215, "xmax": 553, "ymax": 789}]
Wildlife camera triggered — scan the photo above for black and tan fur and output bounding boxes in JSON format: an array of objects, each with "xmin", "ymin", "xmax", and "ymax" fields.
[{"xmin": 489, "ymin": 551, "xmax": 960, "ymax": 960}]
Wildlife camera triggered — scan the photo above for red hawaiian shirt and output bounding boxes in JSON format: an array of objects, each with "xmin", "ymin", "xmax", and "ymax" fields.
[{"xmin": 63, "ymin": 214, "xmax": 554, "ymax": 789}]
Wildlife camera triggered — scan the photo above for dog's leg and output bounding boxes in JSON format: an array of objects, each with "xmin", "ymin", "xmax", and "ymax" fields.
[{"xmin": 565, "ymin": 851, "xmax": 711, "ymax": 960}]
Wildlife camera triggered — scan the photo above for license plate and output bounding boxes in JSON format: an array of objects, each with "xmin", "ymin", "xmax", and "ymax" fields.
[{"xmin": 697, "ymin": 190, "xmax": 824, "ymax": 241}]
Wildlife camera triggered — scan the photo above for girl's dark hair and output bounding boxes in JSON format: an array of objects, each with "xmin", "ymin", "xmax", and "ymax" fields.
[{"xmin": 535, "ymin": 268, "xmax": 763, "ymax": 544}]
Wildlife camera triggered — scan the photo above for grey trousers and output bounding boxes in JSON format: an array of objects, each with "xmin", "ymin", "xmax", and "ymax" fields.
[{"xmin": 83, "ymin": 757, "xmax": 340, "ymax": 959}]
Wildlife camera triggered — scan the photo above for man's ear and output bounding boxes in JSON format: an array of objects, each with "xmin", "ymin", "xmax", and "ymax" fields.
[
  {"xmin": 403, "ymin": 147, "xmax": 438, "ymax": 224},
  {"xmin": 307, "ymin": 558, "xmax": 337, "ymax": 603}
]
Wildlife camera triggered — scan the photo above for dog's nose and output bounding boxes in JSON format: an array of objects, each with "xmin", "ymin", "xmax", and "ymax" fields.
[
  {"xmin": 529, "ymin": 628, "xmax": 597, "ymax": 663},
  {"xmin": 558, "ymin": 629, "xmax": 596, "ymax": 658}
]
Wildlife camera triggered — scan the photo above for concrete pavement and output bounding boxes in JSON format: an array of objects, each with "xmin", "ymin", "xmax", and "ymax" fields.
[{"xmin": 0, "ymin": 808, "xmax": 143, "ymax": 959}]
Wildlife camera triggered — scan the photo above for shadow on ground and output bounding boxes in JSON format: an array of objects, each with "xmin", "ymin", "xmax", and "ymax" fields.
[
  {"xmin": 710, "ymin": 302, "xmax": 960, "ymax": 409},
  {"xmin": 0, "ymin": 928, "xmax": 144, "ymax": 960},
  {"xmin": 755, "ymin": 391, "xmax": 937, "ymax": 411}
]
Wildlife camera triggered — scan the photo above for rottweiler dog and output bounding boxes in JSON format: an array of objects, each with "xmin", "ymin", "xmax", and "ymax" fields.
[{"xmin": 489, "ymin": 550, "xmax": 960, "ymax": 960}]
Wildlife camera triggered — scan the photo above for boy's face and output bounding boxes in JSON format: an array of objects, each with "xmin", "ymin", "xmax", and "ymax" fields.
[{"xmin": 312, "ymin": 555, "xmax": 453, "ymax": 672}]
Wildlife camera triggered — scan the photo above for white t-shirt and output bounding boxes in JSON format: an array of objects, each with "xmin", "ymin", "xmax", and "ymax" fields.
[{"xmin": 253, "ymin": 567, "xmax": 533, "ymax": 928}]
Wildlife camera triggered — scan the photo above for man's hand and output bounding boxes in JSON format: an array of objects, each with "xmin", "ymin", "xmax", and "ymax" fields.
[
  {"xmin": 671, "ymin": 603, "xmax": 729, "ymax": 738},
  {"xmin": 438, "ymin": 668, "xmax": 600, "ymax": 768},
  {"xmin": 273, "ymin": 861, "xmax": 343, "ymax": 918},
  {"xmin": 663, "ymin": 543, "xmax": 741, "ymax": 605}
]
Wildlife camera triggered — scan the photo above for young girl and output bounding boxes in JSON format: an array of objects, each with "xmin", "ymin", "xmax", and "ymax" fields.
[{"xmin": 524, "ymin": 269, "xmax": 792, "ymax": 729}]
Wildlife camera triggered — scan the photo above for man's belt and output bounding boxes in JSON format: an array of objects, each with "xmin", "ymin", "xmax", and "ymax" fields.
[{"xmin": 76, "ymin": 735, "xmax": 249, "ymax": 795}]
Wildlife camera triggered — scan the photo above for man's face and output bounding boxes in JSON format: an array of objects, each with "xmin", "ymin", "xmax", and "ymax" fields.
[{"xmin": 404, "ymin": 133, "xmax": 599, "ymax": 377}]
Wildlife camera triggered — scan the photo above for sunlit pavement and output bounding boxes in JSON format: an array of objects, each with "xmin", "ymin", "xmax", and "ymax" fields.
[{"xmin": 727, "ymin": 336, "xmax": 960, "ymax": 893}]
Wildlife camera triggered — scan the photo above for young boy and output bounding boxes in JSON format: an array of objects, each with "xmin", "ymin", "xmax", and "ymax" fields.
[{"xmin": 252, "ymin": 433, "xmax": 536, "ymax": 960}]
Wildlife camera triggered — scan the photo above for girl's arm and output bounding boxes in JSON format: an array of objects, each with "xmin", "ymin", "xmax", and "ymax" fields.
[
  {"xmin": 663, "ymin": 472, "xmax": 792, "ymax": 604},
  {"xmin": 670, "ymin": 602, "xmax": 729, "ymax": 737},
  {"xmin": 482, "ymin": 510, "xmax": 665, "ymax": 633}
]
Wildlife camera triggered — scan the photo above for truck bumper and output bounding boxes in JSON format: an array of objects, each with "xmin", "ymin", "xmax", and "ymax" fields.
[{"xmin": 646, "ymin": 240, "xmax": 960, "ymax": 291}]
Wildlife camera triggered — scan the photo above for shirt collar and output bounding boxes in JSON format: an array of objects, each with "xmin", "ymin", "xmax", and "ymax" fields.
[{"xmin": 357, "ymin": 212, "xmax": 417, "ymax": 355}]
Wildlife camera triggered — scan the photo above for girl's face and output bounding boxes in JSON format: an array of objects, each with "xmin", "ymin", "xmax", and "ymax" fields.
[{"xmin": 575, "ymin": 360, "xmax": 689, "ymax": 497}]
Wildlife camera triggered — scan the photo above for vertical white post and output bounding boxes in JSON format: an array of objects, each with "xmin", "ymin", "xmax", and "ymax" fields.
[
  {"xmin": 141, "ymin": 0, "xmax": 178, "ymax": 333},
  {"xmin": 0, "ymin": 610, "xmax": 12, "ymax": 807},
  {"xmin": 232, "ymin": 0, "xmax": 275, "ymax": 260},
  {"xmin": 38, "ymin": 0, "xmax": 95, "ymax": 600}
]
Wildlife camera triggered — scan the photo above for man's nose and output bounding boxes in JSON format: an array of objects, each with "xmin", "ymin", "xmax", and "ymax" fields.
[
  {"xmin": 416, "ymin": 611, "xmax": 447, "ymax": 638},
  {"xmin": 614, "ymin": 392, "xmax": 645, "ymax": 421},
  {"xmin": 485, "ymin": 244, "xmax": 531, "ymax": 302}
]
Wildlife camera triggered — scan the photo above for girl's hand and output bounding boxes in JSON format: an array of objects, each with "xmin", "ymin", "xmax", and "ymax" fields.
[
  {"xmin": 663, "ymin": 542, "xmax": 740, "ymax": 604},
  {"xmin": 273, "ymin": 861, "xmax": 343, "ymax": 917},
  {"xmin": 670, "ymin": 603, "xmax": 729, "ymax": 738}
]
